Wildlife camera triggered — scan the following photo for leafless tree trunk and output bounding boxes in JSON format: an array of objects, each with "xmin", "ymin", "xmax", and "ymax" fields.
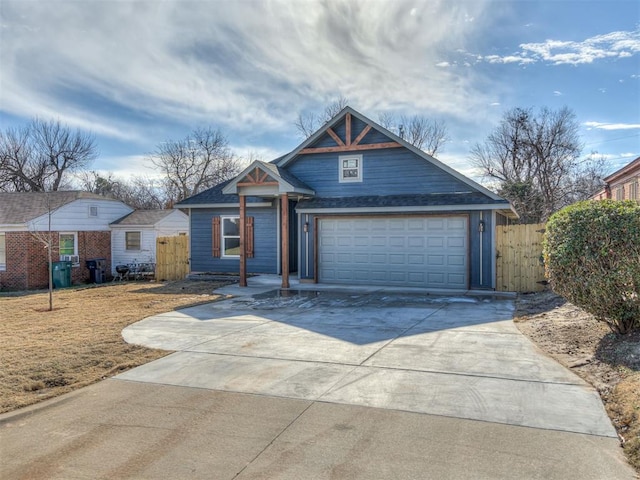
[
  {"xmin": 0, "ymin": 119, "xmax": 97, "ymax": 192},
  {"xmin": 471, "ymin": 106, "xmax": 585, "ymax": 223},
  {"xmin": 29, "ymin": 194, "xmax": 56, "ymax": 310},
  {"xmin": 148, "ymin": 127, "xmax": 241, "ymax": 203}
]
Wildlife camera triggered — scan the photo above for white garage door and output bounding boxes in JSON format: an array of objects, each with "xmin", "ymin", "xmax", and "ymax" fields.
[{"xmin": 318, "ymin": 216, "xmax": 468, "ymax": 289}]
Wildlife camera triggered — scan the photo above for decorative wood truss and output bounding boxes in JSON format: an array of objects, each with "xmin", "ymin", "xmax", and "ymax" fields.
[
  {"xmin": 236, "ymin": 167, "xmax": 279, "ymax": 187},
  {"xmin": 300, "ymin": 112, "xmax": 401, "ymax": 154}
]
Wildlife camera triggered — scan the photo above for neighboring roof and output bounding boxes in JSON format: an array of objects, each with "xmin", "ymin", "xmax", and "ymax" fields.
[
  {"xmin": 297, "ymin": 192, "xmax": 509, "ymax": 209},
  {"xmin": 0, "ymin": 191, "xmax": 122, "ymax": 225},
  {"xmin": 110, "ymin": 210, "xmax": 181, "ymax": 227},
  {"xmin": 175, "ymin": 180, "xmax": 271, "ymax": 206},
  {"xmin": 274, "ymin": 106, "xmax": 505, "ymax": 202},
  {"xmin": 604, "ymin": 156, "xmax": 640, "ymax": 184},
  {"xmin": 222, "ymin": 160, "xmax": 314, "ymax": 195}
]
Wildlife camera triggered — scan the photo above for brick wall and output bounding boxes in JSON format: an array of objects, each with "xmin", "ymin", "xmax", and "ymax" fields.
[{"xmin": 0, "ymin": 231, "xmax": 112, "ymax": 291}]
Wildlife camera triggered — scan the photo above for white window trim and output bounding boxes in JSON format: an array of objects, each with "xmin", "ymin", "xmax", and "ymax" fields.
[
  {"xmin": 59, "ymin": 232, "xmax": 79, "ymax": 266},
  {"xmin": 339, "ymin": 154, "xmax": 363, "ymax": 183},
  {"xmin": 88, "ymin": 205, "xmax": 98, "ymax": 217},
  {"xmin": 0, "ymin": 232, "xmax": 6, "ymax": 271},
  {"xmin": 221, "ymin": 216, "xmax": 240, "ymax": 258},
  {"xmin": 125, "ymin": 231, "xmax": 142, "ymax": 251}
]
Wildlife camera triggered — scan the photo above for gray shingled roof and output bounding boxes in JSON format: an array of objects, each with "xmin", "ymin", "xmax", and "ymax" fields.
[
  {"xmin": 0, "ymin": 191, "xmax": 120, "ymax": 225},
  {"xmin": 175, "ymin": 180, "xmax": 269, "ymax": 206},
  {"xmin": 297, "ymin": 192, "xmax": 508, "ymax": 209},
  {"xmin": 258, "ymin": 161, "xmax": 313, "ymax": 191},
  {"xmin": 110, "ymin": 210, "xmax": 176, "ymax": 226}
]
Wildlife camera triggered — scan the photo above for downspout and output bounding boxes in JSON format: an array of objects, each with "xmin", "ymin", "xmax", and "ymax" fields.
[
  {"xmin": 479, "ymin": 211, "xmax": 483, "ymax": 287},
  {"xmin": 305, "ymin": 214, "xmax": 309, "ymax": 278}
]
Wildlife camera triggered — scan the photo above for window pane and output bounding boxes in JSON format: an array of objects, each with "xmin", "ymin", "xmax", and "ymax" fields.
[
  {"xmin": 223, "ymin": 218, "xmax": 240, "ymax": 236},
  {"xmin": 343, "ymin": 169, "xmax": 359, "ymax": 178},
  {"xmin": 59, "ymin": 234, "xmax": 75, "ymax": 256},
  {"xmin": 0, "ymin": 233, "xmax": 5, "ymax": 269},
  {"xmin": 126, "ymin": 231, "xmax": 141, "ymax": 250},
  {"xmin": 343, "ymin": 159, "xmax": 358, "ymax": 168},
  {"xmin": 224, "ymin": 237, "xmax": 240, "ymax": 256}
]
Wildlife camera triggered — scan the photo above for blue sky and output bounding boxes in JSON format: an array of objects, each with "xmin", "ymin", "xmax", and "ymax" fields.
[{"xmin": 1, "ymin": 0, "xmax": 638, "ymax": 182}]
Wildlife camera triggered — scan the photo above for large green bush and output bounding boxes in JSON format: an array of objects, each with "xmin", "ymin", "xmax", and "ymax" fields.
[{"xmin": 543, "ymin": 200, "xmax": 640, "ymax": 334}]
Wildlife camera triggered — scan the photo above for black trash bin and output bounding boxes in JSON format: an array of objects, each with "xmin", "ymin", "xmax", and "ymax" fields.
[{"xmin": 86, "ymin": 258, "xmax": 107, "ymax": 284}]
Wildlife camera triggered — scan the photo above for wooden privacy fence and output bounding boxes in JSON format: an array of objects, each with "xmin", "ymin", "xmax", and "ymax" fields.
[
  {"xmin": 495, "ymin": 223, "xmax": 546, "ymax": 292},
  {"xmin": 156, "ymin": 235, "xmax": 189, "ymax": 281}
]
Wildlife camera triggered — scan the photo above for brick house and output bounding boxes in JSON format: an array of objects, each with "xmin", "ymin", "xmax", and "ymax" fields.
[
  {"xmin": 592, "ymin": 156, "xmax": 640, "ymax": 201},
  {"xmin": 0, "ymin": 191, "xmax": 133, "ymax": 290}
]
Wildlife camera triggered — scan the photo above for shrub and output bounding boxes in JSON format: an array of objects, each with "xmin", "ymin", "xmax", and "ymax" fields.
[{"xmin": 543, "ymin": 200, "xmax": 640, "ymax": 334}]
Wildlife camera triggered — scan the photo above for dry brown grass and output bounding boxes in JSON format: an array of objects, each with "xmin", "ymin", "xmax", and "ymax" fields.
[{"xmin": 0, "ymin": 280, "xmax": 232, "ymax": 413}]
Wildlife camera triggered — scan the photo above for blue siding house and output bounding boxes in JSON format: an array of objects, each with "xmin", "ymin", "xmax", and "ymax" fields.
[{"xmin": 176, "ymin": 107, "xmax": 517, "ymax": 290}]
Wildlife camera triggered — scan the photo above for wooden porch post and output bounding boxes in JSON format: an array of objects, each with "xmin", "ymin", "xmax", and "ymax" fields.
[
  {"xmin": 239, "ymin": 195, "xmax": 247, "ymax": 287},
  {"xmin": 280, "ymin": 193, "xmax": 290, "ymax": 288}
]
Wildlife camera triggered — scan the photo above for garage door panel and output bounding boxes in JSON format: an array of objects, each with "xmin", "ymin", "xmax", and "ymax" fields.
[
  {"xmin": 408, "ymin": 254, "xmax": 425, "ymax": 265},
  {"xmin": 447, "ymin": 237, "xmax": 465, "ymax": 248},
  {"xmin": 319, "ymin": 216, "xmax": 468, "ymax": 289},
  {"xmin": 448, "ymin": 255, "xmax": 465, "ymax": 266},
  {"xmin": 408, "ymin": 236, "xmax": 425, "ymax": 248},
  {"xmin": 371, "ymin": 236, "xmax": 387, "ymax": 247},
  {"xmin": 370, "ymin": 254, "xmax": 387, "ymax": 264},
  {"xmin": 427, "ymin": 255, "xmax": 444, "ymax": 266},
  {"xmin": 427, "ymin": 237, "xmax": 444, "ymax": 247}
]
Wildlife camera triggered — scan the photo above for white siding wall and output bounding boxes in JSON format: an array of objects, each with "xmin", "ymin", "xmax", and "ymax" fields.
[
  {"xmin": 110, "ymin": 211, "xmax": 188, "ymax": 272},
  {"xmin": 156, "ymin": 210, "xmax": 189, "ymax": 236},
  {"xmin": 111, "ymin": 228, "xmax": 157, "ymax": 270},
  {"xmin": 30, "ymin": 199, "xmax": 133, "ymax": 231}
]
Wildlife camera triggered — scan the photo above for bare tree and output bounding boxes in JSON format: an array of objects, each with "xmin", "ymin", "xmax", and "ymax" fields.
[
  {"xmin": 471, "ymin": 106, "xmax": 583, "ymax": 223},
  {"xmin": 148, "ymin": 127, "xmax": 241, "ymax": 203},
  {"xmin": 566, "ymin": 152, "xmax": 607, "ymax": 203},
  {"xmin": 378, "ymin": 114, "xmax": 448, "ymax": 156},
  {"xmin": 28, "ymin": 194, "xmax": 56, "ymax": 310},
  {"xmin": 76, "ymin": 171, "xmax": 169, "ymax": 209},
  {"xmin": 0, "ymin": 119, "xmax": 97, "ymax": 192},
  {"xmin": 295, "ymin": 96, "xmax": 349, "ymax": 138}
]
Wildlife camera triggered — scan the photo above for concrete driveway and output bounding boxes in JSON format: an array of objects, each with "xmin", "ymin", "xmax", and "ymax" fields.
[
  {"xmin": 1, "ymin": 278, "xmax": 634, "ymax": 479},
  {"xmin": 119, "ymin": 284, "xmax": 614, "ymax": 437}
]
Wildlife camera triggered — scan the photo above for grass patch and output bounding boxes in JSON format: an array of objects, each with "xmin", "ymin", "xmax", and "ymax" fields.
[{"xmin": 0, "ymin": 280, "xmax": 232, "ymax": 413}]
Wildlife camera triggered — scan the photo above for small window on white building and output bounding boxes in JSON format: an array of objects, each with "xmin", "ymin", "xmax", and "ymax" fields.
[
  {"xmin": 339, "ymin": 154, "xmax": 363, "ymax": 183},
  {"xmin": 221, "ymin": 217, "xmax": 240, "ymax": 257},
  {"xmin": 126, "ymin": 232, "xmax": 141, "ymax": 250},
  {"xmin": 0, "ymin": 233, "xmax": 6, "ymax": 271},
  {"xmin": 89, "ymin": 205, "xmax": 98, "ymax": 217}
]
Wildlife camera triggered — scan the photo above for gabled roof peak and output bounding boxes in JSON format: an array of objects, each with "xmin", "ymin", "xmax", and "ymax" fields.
[{"xmin": 275, "ymin": 106, "xmax": 503, "ymax": 202}]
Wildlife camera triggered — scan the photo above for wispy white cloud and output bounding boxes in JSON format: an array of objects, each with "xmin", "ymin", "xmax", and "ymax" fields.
[
  {"xmin": 553, "ymin": 91, "xmax": 563, "ymax": 96},
  {"xmin": 476, "ymin": 28, "xmax": 640, "ymax": 66},
  {"xmin": 584, "ymin": 121, "xmax": 640, "ymax": 130},
  {"xmin": 0, "ymin": 0, "xmax": 496, "ymax": 143}
]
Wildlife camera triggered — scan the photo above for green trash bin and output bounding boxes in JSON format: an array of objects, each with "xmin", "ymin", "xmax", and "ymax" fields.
[{"xmin": 51, "ymin": 261, "xmax": 72, "ymax": 288}]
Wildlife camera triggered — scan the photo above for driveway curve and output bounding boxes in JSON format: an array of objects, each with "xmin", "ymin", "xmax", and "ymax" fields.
[{"xmin": 120, "ymin": 287, "xmax": 616, "ymax": 438}]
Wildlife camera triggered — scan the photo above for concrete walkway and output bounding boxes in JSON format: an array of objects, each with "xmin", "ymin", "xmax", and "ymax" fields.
[{"xmin": 0, "ymin": 277, "xmax": 634, "ymax": 479}]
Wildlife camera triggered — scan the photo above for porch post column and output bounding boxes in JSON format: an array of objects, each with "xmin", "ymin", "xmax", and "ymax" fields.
[
  {"xmin": 239, "ymin": 195, "xmax": 247, "ymax": 287},
  {"xmin": 280, "ymin": 193, "xmax": 290, "ymax": 288}
]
